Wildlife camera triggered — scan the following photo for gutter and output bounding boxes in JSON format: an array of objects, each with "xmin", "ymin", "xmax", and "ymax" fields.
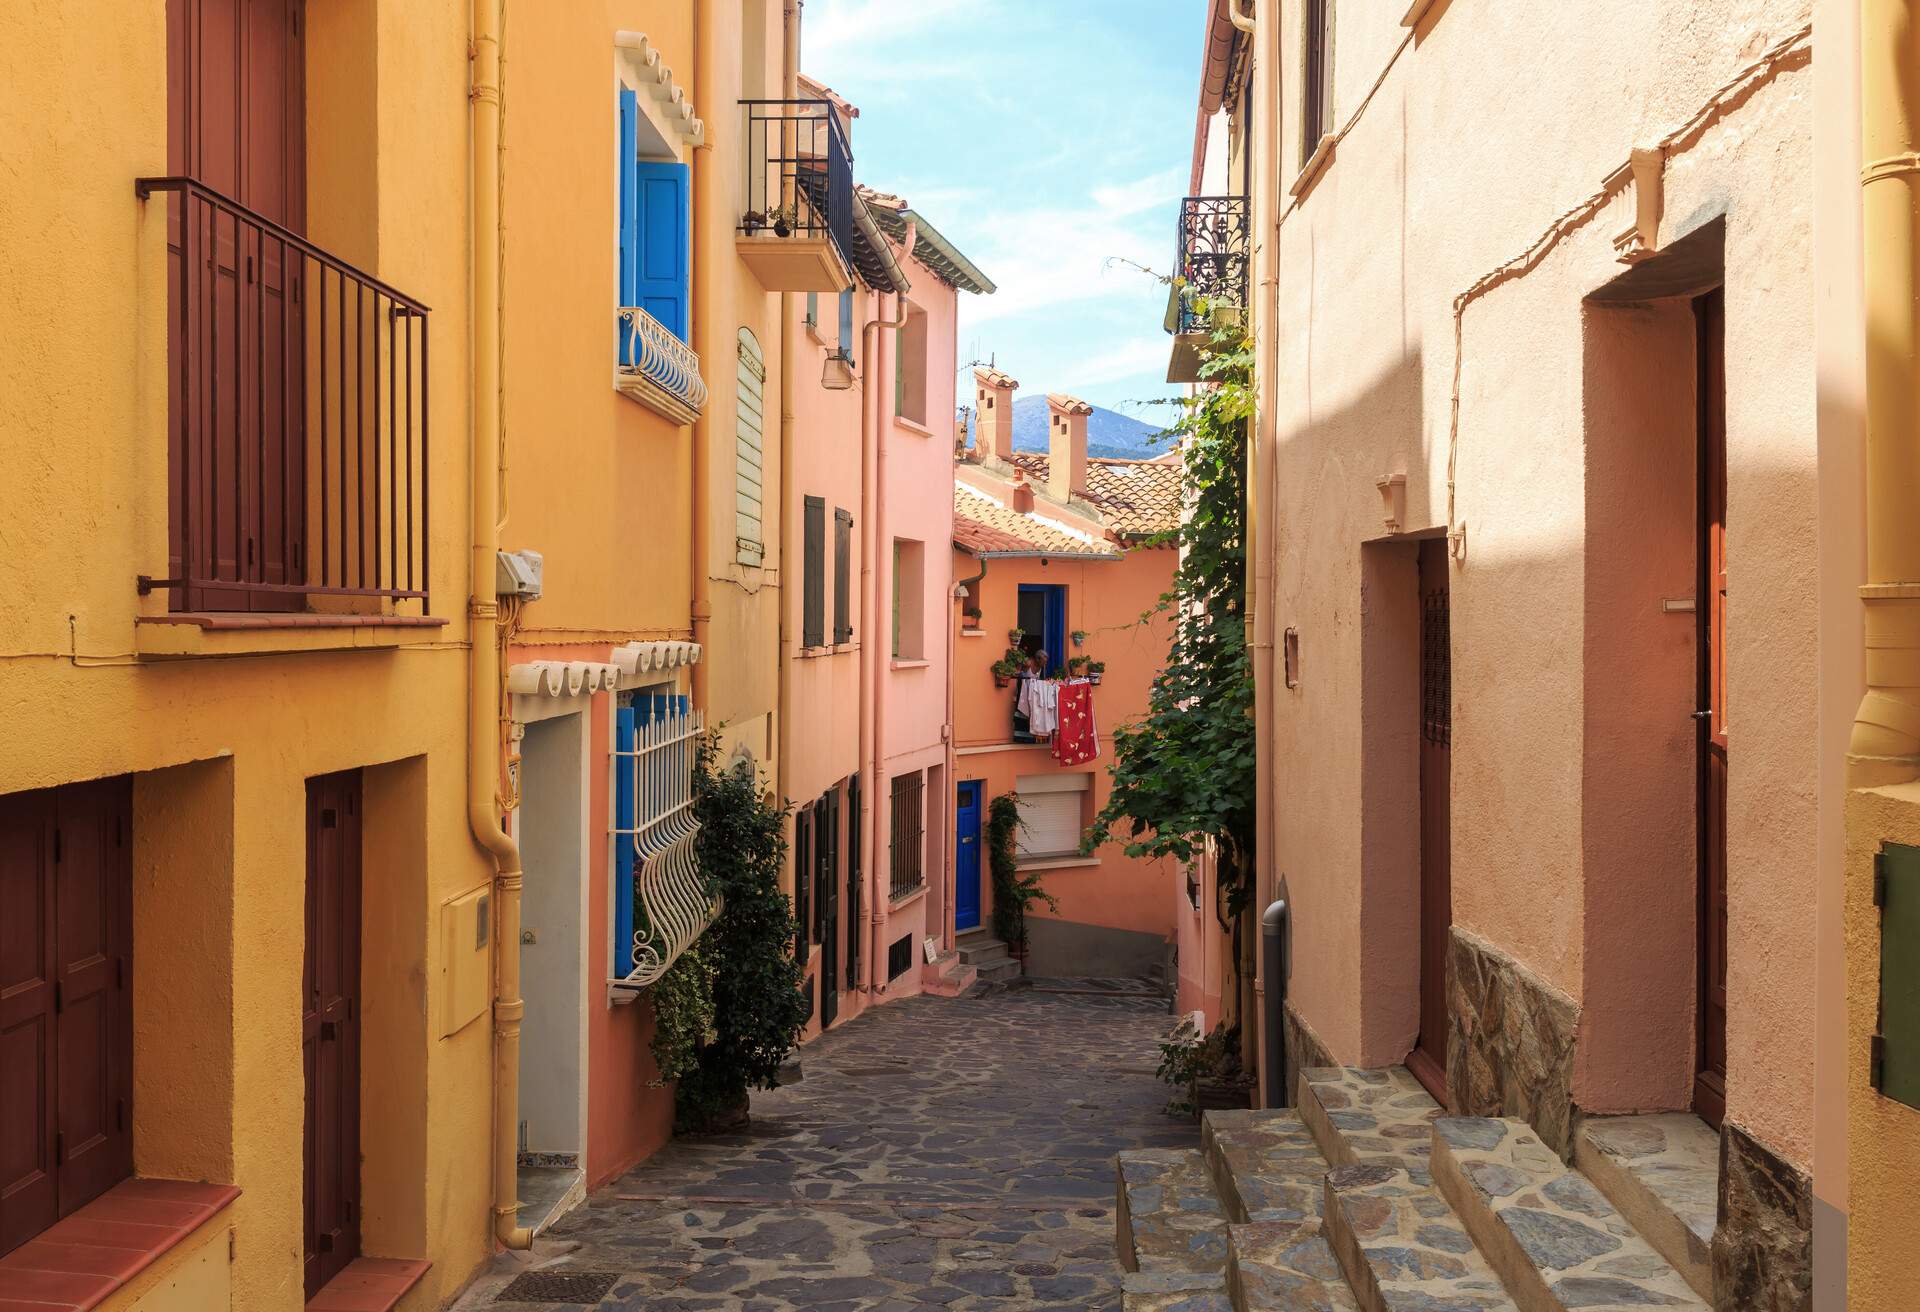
[{"xmin": 470, "ymin": 0, "xmax": 532, "ymax": 1252}]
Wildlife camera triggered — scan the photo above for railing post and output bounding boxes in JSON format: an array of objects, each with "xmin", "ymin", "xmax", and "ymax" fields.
[{"xmin": 1262, "ymin": 894, "xmax": 1290, "ymax": 1108}]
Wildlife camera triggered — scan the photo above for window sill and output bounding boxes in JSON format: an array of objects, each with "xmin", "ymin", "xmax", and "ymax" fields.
[
  {"xmin": 890, "ymin": 657, "xmax": 930, "ymax": 671},
  {"xmin": 0, "ymin": 1178, "xmax": 240, "ymax": 1311},
  {"xmin": 614, "ymin": 368, "xmax": 704, "ymax": 427},
  {"xmin": 889, "ymin": 881, "xmax": 929, "ymax": 911},
  {"xmin": 893, "ymin": 415, "xmax": 935, "ymax": 439},
  {"xmin": 797, "ymin": 642, "xmax": 856, "ymax": 661},
  {"xmin": 1290, "ymin": 135, "xmax": 1336, "ymax": 199},
  {"xmin": 959, "ymin": 628, "xmax": 985, "ymax": 638},
  {"xmin": 135, "ymin": 612, "xmax": 446, "ymax": 659},
  {"xmin": 1016, "ymin": 854, "xmax": 1102, "ymax": 873},
  {"xmin": 308, "ymin": 1258, "xmax": 433, "ymax": 1312}
]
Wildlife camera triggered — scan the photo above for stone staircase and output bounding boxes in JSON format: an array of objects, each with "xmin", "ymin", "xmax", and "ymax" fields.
[
  {"xmin": 1115, "ymin": 1065, "xmax": 1717, "ymax": 1311},
  {"xmin": 921, "ymin": 947, "xmax": 978, "ymax": 997},
  {"xmin": 956, "ymin": 927, "xmax": 1022, "ymax": 984}
]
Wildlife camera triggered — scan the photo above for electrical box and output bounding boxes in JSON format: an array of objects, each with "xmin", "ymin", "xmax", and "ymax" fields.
[
  {"xmin": 496, "ymin": 548, "xmax": 544, "ymax": 599},
  {"xmin": 441, "ymin": 882, "xmax": 493, "ymax": 1038}
]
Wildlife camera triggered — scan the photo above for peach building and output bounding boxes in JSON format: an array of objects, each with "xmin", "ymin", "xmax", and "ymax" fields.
[
  {"xmin": 951, "ymin": 374, "xmax": 1184, "ymax": 980},
  {"xmin": 1169, "ymin": 0, "xmax": 1878, "ymax": 1306}
]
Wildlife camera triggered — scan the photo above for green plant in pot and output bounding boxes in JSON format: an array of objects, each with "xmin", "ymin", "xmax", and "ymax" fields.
[
  {"xmin": 1066, "ymin": 654, "xmax": 1091, "ymax": 678},
  {"xmin": 987, "ymin": 793, "xmax": 1057, "ymax": 963},
  {"xmin": 1087, "ymin": 659, "xmax": 1106, "ymax": 685}
]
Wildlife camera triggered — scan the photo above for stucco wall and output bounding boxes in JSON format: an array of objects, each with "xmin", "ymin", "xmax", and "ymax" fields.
[{"xmin": 1263, "ymin": 0, "xmax": 1822, "ymax": 1168}]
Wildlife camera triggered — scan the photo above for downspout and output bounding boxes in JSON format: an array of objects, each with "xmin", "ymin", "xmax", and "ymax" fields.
[
  {"xmin": 776, "ymin": 0, "xmax": 799, "ymax": 833},
  {"xmin": 470, "ymin": 0, "xmax": 532, "ymax": 1252},
  {"xmin": 1237, "ymin": 0, "xmax": 1281, "ymax": 1089},
  {"xmin": 860, "ymin": 224, "xmax": 917, "ymax": 993},
  {"xmin": 688, "ymin": 0, "xmax": 720, "ymax": 709},
  {"xmin": 1851, "ymin": 0, "xmax": 1920, "ymax": 788}
]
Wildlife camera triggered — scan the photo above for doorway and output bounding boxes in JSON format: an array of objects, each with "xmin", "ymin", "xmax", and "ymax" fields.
[
  {"xmin": 1408, "ymin": 538, "xmax": 1453, "ymax": 1102},
  {"xmin": 304, "ymin": 770, "xmax": 361, "ymax": 1300},
  {"xmin": 818, "ymin": 789, "xmax": 841, "ymax": 1030},
  {"xmin": 517, "ymin": 714, "xmax": 586, "ymax": 1168},
  {"xmin": 956, "ymin": 781, "xmax": 983, "ymax": 932},
  {"xmin": 1694, "ymin": 287, "xmax": 1729, "ymax": 1127}
]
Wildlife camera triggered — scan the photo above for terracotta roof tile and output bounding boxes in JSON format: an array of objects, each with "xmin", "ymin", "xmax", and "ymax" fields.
[
  {"xmin": 973, "ymin": 365, "xmax": 1019, "ymax": 390},
  {"xmin": 1046, "ymin": 393, "xmax": 1094, "ymax": 416},
  {"xmin": 1004, "ymin": 454, "xmax": 1184, "ymax": 538},
  {"xmin": 952, "ymin": 485, "xmax": 1122, "ymax": 559}
]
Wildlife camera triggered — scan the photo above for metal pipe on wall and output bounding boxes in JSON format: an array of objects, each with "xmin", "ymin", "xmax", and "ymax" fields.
[
  {"xmin": 470, "ymin": 0, "xmax": 532, "ymax": 1252},
  {"xmin": 1852, "ymin": 0, "xmax": 1920, "ymax": 789}
]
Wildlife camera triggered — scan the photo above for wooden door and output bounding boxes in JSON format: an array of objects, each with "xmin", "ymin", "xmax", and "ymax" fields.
[
  {"xmin": 0, "ymin": 782, "xmax": 132, "ymax": 1260},
  {"xmin": 167, "ymin": 0, "xmax": 306, "ymax": 610},
  {"xmin": 304, "ymin": 771, "xmax": 361, "ymax": 1299},
  {"xmin": 819, "ymin": 791, "xmax": 840, "ymax": 1030},
  {"xmin": 1694, "ymin": 289, "xmax": 1729, "ymax": 1128},
  {"xmin": 846, "ymin": 774, "xmax": 863, "ymax": 992},
  {"xmin": 1409, "ymin": 539, "xmax": 1453, "ymax": 1103},
  {"xmin": 955, "ymin": 782, "xmax": 982, "ymax": 933}
]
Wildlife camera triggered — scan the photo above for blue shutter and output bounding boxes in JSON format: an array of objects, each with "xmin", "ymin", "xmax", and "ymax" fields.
[
  {"xmin": 635, "ymin": 161, "xmax": 691, "ymax": 342},
  {"xmin": 837, "ymin": 289, "xmax": 855, "ymax": 363},
  {"xmin": 1044, "ymin": 586, "xmax": 1068, "ymax": 677},
  {"xmin": 614, "ymin": 704, "xmax": 638, "ymax": 977},
  {"xmin": 618, "ymin": 89, "xmax": 639, "ymax": 365}
]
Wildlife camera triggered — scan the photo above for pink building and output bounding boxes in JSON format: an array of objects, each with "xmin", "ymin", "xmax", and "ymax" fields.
[
  {"xmin": 950, "ymin": 373, "xmax": 1184, "ymax": 982},
  {"xmin": 782, "ymin": 83, "xmax": 993, "ymax": 1035}
]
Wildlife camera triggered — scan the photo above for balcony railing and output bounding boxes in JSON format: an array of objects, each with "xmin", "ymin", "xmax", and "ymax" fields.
[
  {"xmin": 1171, "ymin": 195, "xmax": 1250, "ymax": 336},
  {"xmin": 135, "ymin": 177, "xmax": 430, "ymax": 614},
  {"xmin": 617, "ymin": 305, "xmax": 708, "ymax": 423},
  {"xmin": 889, "ymin": 770, "xmax": 925, "ymax": 897},
  {"xmin": 612, "ymin": 702, "xmax": 716, "ymax": 990},
  {"xmin": 738, "ymin": 99, "xmax": 854, "ymax": 267}
]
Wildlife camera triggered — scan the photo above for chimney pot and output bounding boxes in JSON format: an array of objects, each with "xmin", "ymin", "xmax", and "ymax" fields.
[
  {"xmin": 973, "ymin": 366, "xmax": 1020, "ymax": 463},
  {"xmin": 1045, "ymin": 393, "xmax": 1093, "ymax": 502}
]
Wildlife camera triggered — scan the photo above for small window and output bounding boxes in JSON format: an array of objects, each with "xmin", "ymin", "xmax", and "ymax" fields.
[
  {"xmin": 1284, "ymin": 627, "xmax": 1300, "ymax": 688},
  {"xmin": 889, "ymin": 771, "xmax": 925, "ymax": 896},
  {"xmin": 1301, "ymin": 0, "xmax": 1333, "ymax": 167},
  {"xmin": 793, "ymin": 805, "xmax": 812, "ymax": 961},
  {"xmin": 804, "ymin": 292, "xmax": 818, "ymax": 332},
  {"xmin": 834, "ymin": 509, "xmax": 854, "ymax": 644},
  {"xmin": 1013, "ymin": 772, "xmax": 1091, "ymax": 862},
  {"xmin": 895, "ymin": 303, "xmax": 928, "ymax": 425},
  {"xmin": 802, "ymin": 496, "xmax": 826, "ymax": 648},
  {"xmin": 892, "ymin": 538, "xmax": 925, "ymax": 659},
  {"xmin": 838, "ymin": 289, "xmax": 857, "ymax": 366},
  {"xmin": 736, "ymin": 329, "xmax": 766, "ymax": 567}
]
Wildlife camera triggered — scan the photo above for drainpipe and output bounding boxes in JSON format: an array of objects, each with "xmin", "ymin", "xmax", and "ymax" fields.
[
  {"xmin": 470, "ymin": 0, "xmax": 532, "ymax": 1252},
  {"xmin": 1235, "ymin": 0, "xmax": 1281, "ymax": 1090},
  {"xmin": 776, "ymin": 0, "xmax": 799, "ymax": 835},
  {"xmin": 861, "ymin": 227, "xmax": 918, "ymax": 993},
  {"xmin": 687, "ymin": 0, "xmax": 720, "ymax": 710},
  {"xmin": 1852, "ymin": 0, "xmax": 1920, "ymax": 788}
]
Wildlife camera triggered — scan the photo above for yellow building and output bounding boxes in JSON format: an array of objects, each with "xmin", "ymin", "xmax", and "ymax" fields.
[{"xmin": 0, "ymin": 1, "xmax": 501, "ymax": 1307}]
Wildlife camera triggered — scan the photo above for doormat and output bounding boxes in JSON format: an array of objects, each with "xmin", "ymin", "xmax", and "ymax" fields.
[{"xmin": 496, "ymin": 1271, "xmax": 622, "ymax": 1303}]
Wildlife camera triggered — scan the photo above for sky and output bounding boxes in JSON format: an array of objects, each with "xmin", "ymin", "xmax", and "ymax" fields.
[{"xmin": 804, "ymin": 0, "xmax": 1203, "ymax": 421}]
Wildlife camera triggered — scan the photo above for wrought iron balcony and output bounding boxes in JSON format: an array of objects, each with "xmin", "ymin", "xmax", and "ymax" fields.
[
  {"xmin": 1171, "ymin": 195, "xmax": 1250, "ymax": 337},
  {"xmin": 735, "ymin": 99, "xmax": 855, "ymax": 293},
  {"xmin": 612, "ymin": 703, "xmax": 717, "ymax": 991},
  {"xmin": 135, "ymin": 176, "xmax": 431, "ymax": 615},
  {"xmin": 617, "ymin": 305, "xmax": 708, "ymax": 425}
]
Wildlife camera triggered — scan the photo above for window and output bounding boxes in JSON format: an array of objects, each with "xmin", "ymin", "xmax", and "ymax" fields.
[
  {"xmin": 612, "ymin": 691, "xmax": 710, "ymax": 986},
  {"xmin": 889, "ymin": 771, "xmax": 925, "ymax": 896},
  {"xmin": 736, "ymin": 329, "xmax": 766, "ymax": 567},
  {"xmin": 1301, "ymin": 0, "xmax": 1333, "ymax": 167},
  {"xmin": 1013, "ymin": 584, "xmax": 1068, "ymax": 741},
  {"xmin": 892, "ymin": 539, "xmax": 925, "ymax": 659},
  {"xmin": 0, "ymin": 779, "xmax": 134, "ymax": 1259},
  {"xmin": 805, "ymin": 292, "xmax": 819, "ymax": 333},
  {"xmin": 894, "ymin": 302, "xmax": 928, "ymax": 425},
  {"xmin": 813, "ymin": 788, "xmax": 837, "ymax": 947},
  {"xmin": 618, "ymin": 88, "xmax": 691, "ymax": 348},
  {"xmin": 1284, "ymin": 626, "xmax": 1301, "ymax": 688},
  {"xmin": 838, "ymin": 289, "xmax": 857, "ymax": 366},
  {"xmin": 1014, "ymin": 772, "xmax": 1092, "ymax": 862},
  {"xmin": 834, "ymin": 509, "xmax": 854, "ymax": 644},
  {"xmin": 802, "ymin": 496, "xmax": 826, "ymax": 647}
]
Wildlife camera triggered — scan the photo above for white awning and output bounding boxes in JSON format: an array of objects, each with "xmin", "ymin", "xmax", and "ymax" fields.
[
  {"xmin": 508, "ymin": 640, "xmax": 701, "ymax": 700},
  {"xmin": 614, "ymin": 33, "xmax": 705, "ymax": 148}
]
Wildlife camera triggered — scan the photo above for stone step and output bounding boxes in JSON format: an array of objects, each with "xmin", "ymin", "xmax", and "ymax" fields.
[
  {"xmin": 1298, "ymin": 1066, "xmax": 1443, "ymax": 1172},
  {"xmin": 921, "ymin": 949, "xmax": 978, "ymax": 998},
  {"xmin": 974, "ymin": 956, "xmax": 1022, "ymax": 983},
  {"xmin": 1227, "ymin": 1219, "xmax": 1359, "ymax": 1312},
  {"xmin": 1122, "ymin": 1270, "xmax": 1232, "ymax": 1311},
  {"xmin": 1202, "ymin": 1109, "xmax": 1328, "ymax": 1226},
  {"xmin": 1573, "ymin": 1114, "xmax": 1718, "ymax": 1303},
  {"xmin": 1431, "ymin": 1117, "xmax": 1708, "ymax": 1312},
  {"xmin": 1323, "ymin": 1162, "xmax": 1520, "ymax": 1312},
  {"xmin": 957, "ymin": 935, "xmax": 1012, "ymax": 966},
  {"xmin": 1116, "ymin": 1148, "xmax": 1233, "ymax": 1277}
]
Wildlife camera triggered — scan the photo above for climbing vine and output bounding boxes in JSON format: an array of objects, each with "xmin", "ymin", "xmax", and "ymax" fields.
[
  {"xmin": 1084, "ymin": 324, "xmax": 1257, "ymax": 933},
  {"xmin": 988, "ymin": 793, "xmax": 1057, "ymax": 953}
]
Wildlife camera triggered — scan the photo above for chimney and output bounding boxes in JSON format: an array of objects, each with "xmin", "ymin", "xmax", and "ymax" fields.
[
  {"xmin": 1046, "ymin": 393, "xmax": 1092, "ymax": 502},
  {"xmin": 1010, "ymin": 468, "xmax": 1035, "ymax": 513},
  {"xmin": 973, "ymin": 366, "xmax": 1019, "ymax": 463}
]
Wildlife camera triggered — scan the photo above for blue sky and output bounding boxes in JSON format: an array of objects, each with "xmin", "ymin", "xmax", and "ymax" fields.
[{"xmin": 805, "ymin": 0, "xmax": 1203, "ymax": 420}]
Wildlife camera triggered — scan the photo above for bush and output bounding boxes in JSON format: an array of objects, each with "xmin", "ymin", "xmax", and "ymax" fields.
[{"xmin": 988, "ymin": 793, "xmax": 1057, "ymax": 953}]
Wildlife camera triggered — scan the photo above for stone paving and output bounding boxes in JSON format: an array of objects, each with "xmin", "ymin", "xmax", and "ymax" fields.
[{"xmin": 453, "ymin": 986, "xmax": 1191, "ymax": 1311}]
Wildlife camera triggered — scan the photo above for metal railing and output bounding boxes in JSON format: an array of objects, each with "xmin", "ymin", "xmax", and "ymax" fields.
[
  {"xmin": 135, "ymin": 177, "xmax": 430, "ymax": 613},
  {"xmin": 889, "ymin": 770, "xmax": 925, "ymax": 897},
  {"xmin": 1172, "ymin": 195, "xmax": 1250, "ymax": 337},
  {"xmin": 738, "ymin": 99, "xmax": 854, "ymax": 268},
  {"xmin": 612, "ymin": 704, "xmax": 715, "ymax": 988},
  {"xmin": 619, "ymin": 305, "xmax": 708, "ymax": 414}
]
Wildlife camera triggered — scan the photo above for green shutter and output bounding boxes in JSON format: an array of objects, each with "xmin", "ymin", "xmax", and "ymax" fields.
[
  {"xmin": 802, "ymin": 496, "xmax": 826, "ymax": 648},
  {"xmin": 833, "ymin": 509, "xmax": 853, "ymax": 644},
  {"xmin": 1877, "ymin": 842, "xmax": 1920, "ymax": 1109},
  {"xmin": 736, "ymin": 329, "xmax": 765, "ymax": 567}
]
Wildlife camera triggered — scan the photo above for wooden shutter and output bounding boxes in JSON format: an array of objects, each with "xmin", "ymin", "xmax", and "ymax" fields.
[
  {"xmin": 793, "ymin": 807, "xmax": 811, "ymax": 962},
  {"xmin": 1302, "ymin": 0, "xmax": 1331, "ymax": 163},
  {"xmin": 634, "ymin": 162, "xmax": 691, "ymax": 341},
  {"xmin": 1014, "ymin": 775, "xmax": 1089, "ymax": 860},
  {"xmin": 304, "ymin": 771, "xmax": 362, "ymax": 1299},
  {"xmin": 0, "ymin": 781, "xmax": 132, "ymax": 1261},
  {"xmin": 845, "ymin": 774, "xmax": 862, "ymax": 991},
  {"xmin": 833, "ymin": 508, "xmax": 853, "ymax": 643},
  {"xmin": 802, "ymin": 496, "xmax": 826, "ymax": 648},
  {"xmin": 736, "ymin": 331, "xmax": 766, "ymax": 567},
  {"xmin": 617, "ymin": 89, "xmax": 639, "ymax": 363}
]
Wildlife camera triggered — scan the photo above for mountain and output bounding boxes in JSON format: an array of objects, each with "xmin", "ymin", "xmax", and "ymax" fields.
[{"xmin": 957, "ymin": 396, "xmax": 1173, "ymax": 461}]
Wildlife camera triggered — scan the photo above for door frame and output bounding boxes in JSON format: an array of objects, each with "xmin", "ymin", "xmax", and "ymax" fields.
[
  {"xmin": 955, "ymin": 780, "xmax": 983, "ymax": 933},
  {"xmin": 1693, "ymin": 286, "xmax": 1729, "ymax": 1128},
  {"xmin": 1407, "ymin": 538, "xmax": 1452, "ymax": 1104},
  {"xmin": 304, "ymin": 769, "xmax": 362, "ymax": 1300}
]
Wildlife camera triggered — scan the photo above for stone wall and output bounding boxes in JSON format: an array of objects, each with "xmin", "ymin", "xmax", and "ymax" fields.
[
  {"xmin": 1445, "ymin": 927, "xmax": 1581, "ymax": 1157},
  {"xmin": 1714, "ymin": 1121, "xmax": 1812, "ymax": 1311},
  {"xmin": 1282, "ymin": 1000, "xmax": 1336, "ymax": 1106}
]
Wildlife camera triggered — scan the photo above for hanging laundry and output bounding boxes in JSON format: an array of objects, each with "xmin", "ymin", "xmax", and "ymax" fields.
[
  {"xmin": 1027, "ymin": 678, "xmax": 1060, "ymax": 737},
  {"xmin": 1053, "ymin": 680, "xmax": 1099, "ymax": 765}
]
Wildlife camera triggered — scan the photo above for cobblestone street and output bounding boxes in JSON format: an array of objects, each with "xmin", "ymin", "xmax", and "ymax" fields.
[{"xmin": 455, "ymin": 986, "xmax": 1192, "ymax": 1310}]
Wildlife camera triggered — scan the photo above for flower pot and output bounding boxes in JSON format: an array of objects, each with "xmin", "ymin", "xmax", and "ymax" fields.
[
  {"xmin": 1089, "ymin": 672, "xmax": 1103, "ymax": 685},
  {"xmin": 773, "ymin": 218, "xmax": 793, "ymax": 238},
  {"xmin": 993, "ymin": 673, "xmax": 1010, "ymax": 689}
]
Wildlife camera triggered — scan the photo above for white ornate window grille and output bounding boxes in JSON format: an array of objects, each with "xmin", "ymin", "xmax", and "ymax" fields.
[
  {"xmin": 618, "ymin": 305, "xmax": 709, "ymax": 423},
  {"xmin": 611, "ymin": 700, "xmax": 715, "ymax": 989}
]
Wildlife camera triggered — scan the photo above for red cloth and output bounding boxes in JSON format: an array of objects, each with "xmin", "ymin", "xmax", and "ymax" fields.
[{"xmin": 1052, "ymin": 681, "xmax": 1099, "ymax": 765}]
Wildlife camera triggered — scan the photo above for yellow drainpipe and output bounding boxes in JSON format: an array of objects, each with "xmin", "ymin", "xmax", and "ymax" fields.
[
  {"xmin": 688, "ymin": 0, "xmax": 718, "ymax": 709},
  {"xmin": 777, "ymin": 0, "xmax": 799, "ymax": 815},
  {"xmin": 1852, "ymin": 0, "xmax": 1920, "ymax": 789},
  {"xmin": 470, "ymin": 0, "xmax": 533, "ymax": 1252}
]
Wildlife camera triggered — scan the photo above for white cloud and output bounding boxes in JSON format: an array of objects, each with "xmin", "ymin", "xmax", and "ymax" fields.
[
  {"xmin": 1065, "ymin": 337, "xmax": 1176, "ymax": 388},
  {"xmin": 805, "ymin": 0, "xmax": 991, "ymax": 62}
]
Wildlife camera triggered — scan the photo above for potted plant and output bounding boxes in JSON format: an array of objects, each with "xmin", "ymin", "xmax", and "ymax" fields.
[
  {"xmin": 741, "ymin": 210, "xmax": 767, "ymax": 235},
  {"xmin": 1087, "ymin": 659, "xmax": 1106, "ymax": 685},
  {"xmin": 1008, "ymin": 627, "xmax": 1026, "ymax": 645},
  {"xmin": 1066, "ymin": 655, "xmax": 1091, "ymax": 678},
  {"xmin": 1156, "ymin": 1021, "xmax": 1253, "ymax": 1119},
  {"xmin": 1071, "ymin": 629, "xmax": 1088, "ymax": 648},
  {"xmin": 990, "ymin": 657, "xmax": 1021, "ymax": 689},
  {"xmin": 767, "ymin": 203, "xmax": 799, "ymax": 238}
]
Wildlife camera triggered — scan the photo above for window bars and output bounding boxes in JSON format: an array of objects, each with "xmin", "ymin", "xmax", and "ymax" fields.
[
  {"xmin": 612, "ymin": 699, "xmax": 714, "ymax": 989},
  {"xmin": 889, "ymin": 771, "xmax": 925, "ymax": 897},
  {"xmin": 619, "ymin": 305, "xmax": 709, "ymax": 414},
  {"xmin": 1173, "ymin": 195, "xmax": 1250, "ymax": 336}
]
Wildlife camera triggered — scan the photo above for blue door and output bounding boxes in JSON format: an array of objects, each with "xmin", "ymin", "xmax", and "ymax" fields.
[{"xmin": 955, "ymin": 781, "xmax": 983, "ymax": 932}]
